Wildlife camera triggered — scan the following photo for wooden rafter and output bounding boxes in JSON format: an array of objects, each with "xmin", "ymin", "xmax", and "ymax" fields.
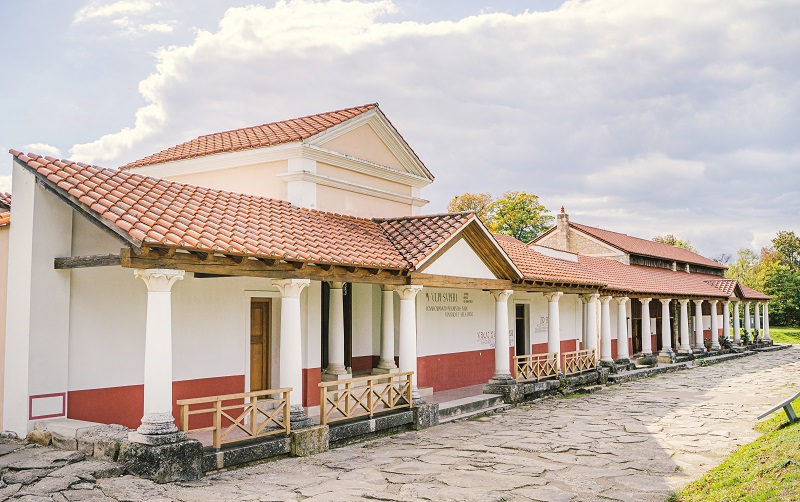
[{"xmin": 54, "ymin": 254, "xmax": 122, "ymax": 269}]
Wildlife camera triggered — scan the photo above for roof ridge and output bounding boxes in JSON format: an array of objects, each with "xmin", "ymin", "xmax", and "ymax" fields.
[{"xmin": 373, "ymin": 210, "xmax": 474, "ymax": 223}]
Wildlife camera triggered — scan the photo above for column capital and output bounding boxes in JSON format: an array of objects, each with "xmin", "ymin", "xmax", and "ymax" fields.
[
  {"xmin": 272, "ymin": 278, "xmax": 310, "ymax": 298},
  {"xmin": 581, "ymin": 293, "xmax": 600, "ymax": 302},
  {"xmin": 327, "ymin": 281, "xmax": 345, "ymax": 289},
  {"xmin": 600, "ymin": 295, "xmax": 612, "ymax": 304},
  {"xmin": 134, "ymin": 269, "xmax": 184, "ymax": 292},
  {"xmin": 722, "ymin": 299, "xmax": 730, "ymax": 305},
  {"xmin": 615, "ymin": 296, "xmax": 629, "ymax": 305},
  {"xmin": 659, "ymin": 298, "xmax": 672, "ymax": 306},
  {"xmin": 395, "ymin": 284, "xmax": 423, "ymax": 301},
  {"xmin": 709, "ymin": 299, "xmax": 719, "ymax": 305},
  {"xmin": 381, "ymin": 284, "xmax": 395, "ymax": 292},
  {"xmin": 678, "ymin": 298, "xmax": 691, "ymax": 305},
  {"xmin": 639, "ymin": 297, "xmax": 652, "ymax": 304},
  {"xmin": 694, "ymin": 299, "xmax": 704, "ymax": 306},
  {"xmin": 490, "ymin": 289, "xmax": 513, "ymax": 302},
  {"xmin": 544, "ymin": 292, "xmax": 563, "ymax": 302},
  {"xmin": 744, "ymin": 300, "xmax": 751, "ymax": 306}
]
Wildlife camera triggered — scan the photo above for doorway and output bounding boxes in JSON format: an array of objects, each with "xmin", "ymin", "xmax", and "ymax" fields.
[
  {"xmin": 250, "ymin": 299, "xmax": 272, "ymax": 392},
  {"xmin": 515, "ymin": 304, "xmax": 528, "ymax": 356}
]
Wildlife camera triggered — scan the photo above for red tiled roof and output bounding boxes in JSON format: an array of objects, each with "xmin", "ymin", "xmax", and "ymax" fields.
[
  {"xmin": 376, "ymin": 212, "xmax": 475, "ymax": 268},
  {"xmin": 12, "ymin": 150, "xmax": 417, "ymax": 269},
  {"xmin": 496, "ymin": 235, "xmax": 604, "ymax": 287},
  {"xmin": 0, "ymin": 192, "xmax": 10, "ymax": 208},
  {"xmin": 0, "ymin": 212, "xmax": 9, "ymax": 227},
  {"xmin": 705, "ymin": 279, "xmax": 738, "ymax": 296},
  {"xmin": 579, "ymin": 255, "xmax": 730, "ymax": 298},
  {"xmin": 567, "ymin": 222, "xmax": 725, "ymax": 270},
  {"xmin": 739, "ymin": 284, "xmax": 771, "ymax": 301},
  {"xmin": 121, "ymin": 104, "xmax": 379, "ymax": 169}
]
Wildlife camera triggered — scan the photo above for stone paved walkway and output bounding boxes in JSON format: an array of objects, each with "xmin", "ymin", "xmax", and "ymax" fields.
[{"xmin": 3, "ymin": 347, "xmax": 800, "ymax": 501}]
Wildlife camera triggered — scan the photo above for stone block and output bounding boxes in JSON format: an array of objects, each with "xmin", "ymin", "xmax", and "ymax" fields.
[
  {"xmin": 374, "ymin": 410, "xmax": 413, "ymax": 432},
  {"xmin": 117, "ymin": 439, "xmax": 203, "ymax": 483},
  {"xmin": 413, "ymin": 403, "xmax": 439, "ymax": 430},
  {"xmin": 290, "ymin": 425, "xmax": 329, "ymax": 457},
  {"xmin": 213, "ymin": 436, "xmax": 290, "ymax": 471},
  {"xmin": 76, "ymin": 438, "xmax": 95, "ymax": 457},
  {"xmin": 51, "ymin": 434, "xmax": 77, "ymax": 451},
  {"xmin": 26, "ymin": 430, "xmax": 52, "ymax": 447},
  {"xmin": 93, "ymin": 438, "xmax": 120, "ymax": 462},
  {"xmin": 483, "ymin": 382, "xmax": 524, "ymax": 404},
  {"xmin": 328, "ymin": 419, "xmax": 373, "ymax": 444}
]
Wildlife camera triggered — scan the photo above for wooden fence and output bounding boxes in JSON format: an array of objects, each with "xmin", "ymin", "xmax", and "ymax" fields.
[{"xmin": 319, "ymin": 372, "xmax": 413, "ymax": 425}]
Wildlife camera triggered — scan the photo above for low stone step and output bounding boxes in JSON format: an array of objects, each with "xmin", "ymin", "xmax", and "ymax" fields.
[
  {"xmin": 753, "ymin": 344, "xmax": 789, "ymax": 352},
  {"xmin": 438, "ymin": 393, "xmax": 505, "ymax": 421},
  {"xmin": 439, "ymin": 403, "xmax": 511, "ymax": 424},
  {"xmin": 575, "ymin": 385, "xmax": 603, "ymax": 394}
]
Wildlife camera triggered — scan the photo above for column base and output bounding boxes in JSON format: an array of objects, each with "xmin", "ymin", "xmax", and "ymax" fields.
[
  {"xmin": 289, "ymin": 405, "xmax": 315, "ymax": 430},
  {"xmin": 371, "ymin": 367, "xmax": 400, "ymax": 375},
  {"xmin": 657, "ymin": 350, "xmax": 676, "ymax": 364},
  {"xmin": 118, "ymin": 437, "xmax": 203, "ymax": 483},
  {"xmin": 321, "ymin": 370, "xmax": 352, "ymax": 382},
  {"xmin": 487, "ymin": 374, "xmax": 516, "ymax": 386},
  {"xmin": 614, "ymin": 357, "xmax": 631, "ymax": 365},
  {"xmin": 128, "ymin": 430, "xmax": 187, "ymax": 446}
]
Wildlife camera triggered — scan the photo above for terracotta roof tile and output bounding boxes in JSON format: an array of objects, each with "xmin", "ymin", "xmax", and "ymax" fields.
[
  {"xmin": 375, "ymin": 212, "xmax": 475, "ymax": 268},
  {"xmin": 0, "ymin": 212, "xmax": 9, "ymax": 227},
  {"xmin": 578, "ymin": 255, "xmax": 730, "ymax": 297},
  {"xmin": 739, "ymin": 284, "xmax": 771, "ymax": 301},
  {"xmin": 0, "ymin": 192, "xmax": 11, "ymax": 209},
  {"xmin": 121, "ymin": 104, "xmax": 378, "ymax": 170},
  {"xmin": 704, "ymin": 279, "xmax": 738, "ymax": 296},
  {"xmin": 11, "ymin": 150, "xmax": 411, "ymax": 269},
  {"xmin": 567, "ymin": 222, "xmax": 726, "ymax": 270},
  {"xmin": 495, "ymin": 235, "xmax": 604, "ymax": 287}
]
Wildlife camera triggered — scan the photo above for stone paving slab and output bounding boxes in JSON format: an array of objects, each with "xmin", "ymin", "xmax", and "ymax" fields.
[{"xmin": 2, "ymin": 346, "xmax": 800, "ymax": 501}]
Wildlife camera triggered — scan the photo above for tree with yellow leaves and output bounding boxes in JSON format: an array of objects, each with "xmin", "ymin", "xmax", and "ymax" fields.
[{"xmin": 447, "ymin": 191, "xmax": 553, "ymax": 243}]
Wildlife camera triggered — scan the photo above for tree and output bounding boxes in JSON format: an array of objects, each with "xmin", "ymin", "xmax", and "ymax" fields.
[
  {"xmin": 446, "ymin": 192, "xmax": 493, "ymax": 227},
  {"xmin": 447, "ymin": 191, "xmax": 553, "ymax": 242},
  {"xmin": 772, "ymin": 230, "xmax": 800, "ymax": 271},
  {"xmin": 652, "ymin": 234, "xmax": 697, "ymax": 253},
  {"xmin": 712, "ymin": 253, "xmax": 732, "ymax": 265},
  {"xmin": 725, "ymin": 248, "xmax": 760, "ymax": 288},
  {"xmin": 489, "ymin": 191, "xmax": 553, "ymax": 242}
]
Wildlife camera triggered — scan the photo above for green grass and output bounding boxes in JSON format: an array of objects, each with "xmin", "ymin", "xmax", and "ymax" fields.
[
  {"xmin": 670, "ymin": 399, "xmax": 800, "ymax": 502},
  {"xmin": 770, "ymin": 326, "xmax": 800, "ymax": 344}
]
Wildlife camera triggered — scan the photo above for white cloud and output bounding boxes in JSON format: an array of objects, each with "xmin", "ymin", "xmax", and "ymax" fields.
[
  {"xmin": 68, "ymin": 0, "xmax": 800, "ymax": 256},
  {"xmin": 74, "ymin": 0, "xmax": 158, "ymax": 23},
  {"xmin": 0, "ymin": 175, "xmax": 11, "ymax": 194},
  {"xmin": 21, "ymin": 143, "xmax": 62, "ymax": 158}
]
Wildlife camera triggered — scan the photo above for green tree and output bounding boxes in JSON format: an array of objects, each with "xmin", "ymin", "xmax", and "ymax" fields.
[
  {"xmin": 447, "ymin": 191, "xmax": 553, "ymax": 242},
  {"xmin": 772, "ymin": 230, "xmax": 800, "ymax": 270},
  {"xmin": 489, "ymin": 191, "xmax": 553, "ymax": 242},
  {"xmin": 446, "ymin": 192, "xmax": 494, "ymax": 227},
  {"xmin": 726, "ymin": 248, "xmax": 760, "ymax": 287},
  {"xmin": 652, "ymin": 234, "xmax": 697, "ymax": 252}
]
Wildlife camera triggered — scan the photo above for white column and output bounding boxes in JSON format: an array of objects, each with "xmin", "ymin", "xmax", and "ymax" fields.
[
  {"xmin": 545, "ymin": 292, "xmax": 563, "ymax": 371},
  {"xmin": 678, "ymin": 299, "xmax": 691, "ymax": 353},
  {"xmin": 660, "ymin": 299, "xmax": 673, "ymax": 356},
  {"xmin": 396, "ymin": 285, "xmax": 423, "ymax": 400},
  {"xmin": 640, "ymin": 298, "xmax": 652, "ymax": 355},
  {"xmin": 616, "ymin": 297, "xmax": 630, "ymax": 360},
  {"xmin": 694, "ymin": 300, "xmax": 705, "ymax": 349},
  {"xmin": 580, "ymin": 296, "xmax": 589, "ymax": 350},
  {"xmin": 600, "ymin": 296, "xmax": 613, "ymax": 363},
  {"xmin": 132, "ymin": 269, "xmax": 184, "ymax": 441},
  {"xmin": 722, "ymin": 301, "xmax": 731, "ymax": 344},
  {"xmin": 490, "ymin": 290, "xmax": 514, "ymax": 382},
  {"xmin": 584, "ymin": 293, "xmax": 599, "ymax": 359},
  {"xmin": 744, "ymin": 301, "xmax": 752, "ymax": 333},
  {"xmin": 763, "ymin": 302, "xmax": 771, "ymax": 341},
  {"xmin": 273, "ymin": 279, "xmax": 310, "ymax": 419},
  {"xmin": 325, "ymin": 282, "xmax": 347, "ymax": 376},
  {"xmin": 733, "ymin": 301, "xmax": 741, "ymax": 344},
  {"xmin": 374, "ymin": 285, "xmax": 397, "ymax": 373},
  {"xmin": 709, "ymin": 300, "xmax": 720, "ymax": 349},
  {"xmin": 754, "ymin": 302, "xmax": 761, "ymax": 338}
]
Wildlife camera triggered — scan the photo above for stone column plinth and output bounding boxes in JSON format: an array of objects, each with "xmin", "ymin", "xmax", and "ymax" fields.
[
  {"xmin": 616, "ymin": 297, "xmax": 630, "ymax": 362},
  {"xmin": 545, "ymin": 292, "xmax": 563, "ymax": 372},
  {"xmin": 678, "ymin": 299, "xmax": 691, "ymax": 354},
  {"xmin": 640, "ymin": 298, "xmax": 653, "ymax": 356},
  {"xmin": 396, "ymin": 285, "xmax": 423, "ymax": 402},
  {"xmin": 130, "ymin": 269, "xmax": 184, "ymax": 445},
  {"xmin": 273, "ymin": 279, "xmax": 312, "ymax": 428},
  {"xmin": 373, "ymin": 285, "xmax": 398, "ymax": 375},
  {"xmin": 599, "ymin": 296, "xmax": 613, "ymax": 363}
]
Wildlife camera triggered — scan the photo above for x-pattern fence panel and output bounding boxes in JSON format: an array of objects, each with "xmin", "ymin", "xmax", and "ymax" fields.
[
  {"xmin": 514, "ymin": 352, "xmax": 559, "ymax": 382},
  {"xmin": 562, "ymin": 349, "xmax": 597, "ymax": 375},
  {"xmin": 319, "ymin": 372, "xmax": 413, "ymax": 425},
  {"xmin": 177, "ymin": 388, "xmax": 291, "ymax": 450}
]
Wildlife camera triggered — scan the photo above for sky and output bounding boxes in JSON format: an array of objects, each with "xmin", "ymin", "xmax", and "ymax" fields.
[{"xmin": 0, "ymin": 0, "xmax": 798, "ymax": 259}]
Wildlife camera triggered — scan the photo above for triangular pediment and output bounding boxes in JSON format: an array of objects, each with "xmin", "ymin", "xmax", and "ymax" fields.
[
  {"xmin": 307, "ymin": 107, "xmax": 433, "ymax": 181},
  {"xmin": 418, "ymin": 236, "xmax": 499, "ymax": 279}
]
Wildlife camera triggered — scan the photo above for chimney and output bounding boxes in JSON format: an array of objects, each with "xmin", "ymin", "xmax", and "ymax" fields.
[{"xmin": 555, "ymin": 206, "xmax": 570, "ymax": 251}]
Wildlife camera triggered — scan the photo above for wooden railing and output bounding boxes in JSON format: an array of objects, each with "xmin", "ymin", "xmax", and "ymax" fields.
[
  {"xmin": 177, "ymin": 388, "xmax": 291, "ymax": 450},
  {"xmin": 319, "ymin": 372, "xmax": 413, "ymax": 425},
  {"xmin": 562, "ymin": 349, "xmax": 597, "ymax": 376},
  {"xmin": 514, "ymin": 352, "xmax": 558, "ymax": 382}
]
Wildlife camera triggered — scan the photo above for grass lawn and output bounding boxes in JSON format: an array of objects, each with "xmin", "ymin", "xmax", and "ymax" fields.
[
  {"xmin": 670, "ymin": 399, "xmax": 800, "ymax": 501},
  {"xmin": 770, "ymin": 326, "xmax": 800, "ymax": 344}
]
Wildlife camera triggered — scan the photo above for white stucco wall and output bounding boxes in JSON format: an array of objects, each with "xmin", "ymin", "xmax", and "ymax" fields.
[{"xmin": 419, "ymin": 238, "xmax": 496, "ymax": 279}]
